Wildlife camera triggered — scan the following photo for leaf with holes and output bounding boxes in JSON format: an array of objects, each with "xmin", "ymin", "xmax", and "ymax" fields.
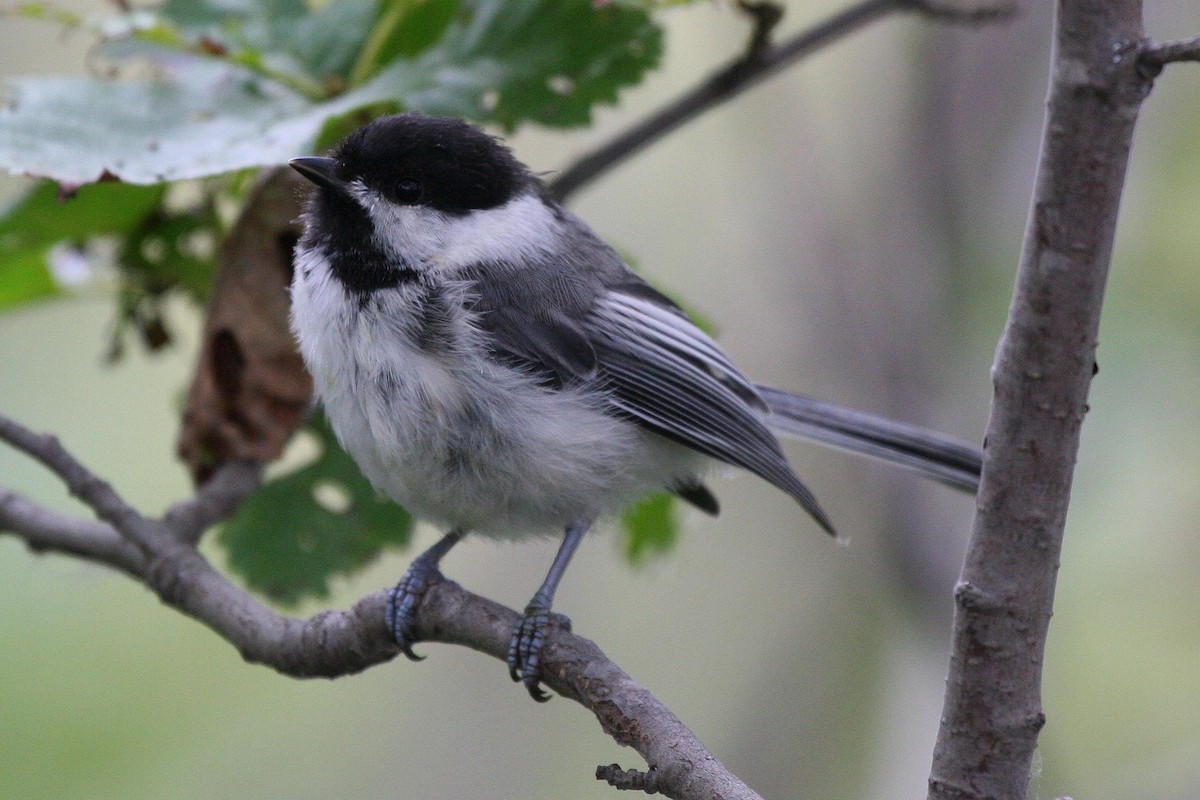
[
  {"xmin": 219, "ymin": 414, "xmax": 414, "ymax": 604},
  {"xmin": 176, "ymin": 168, "xmax": 312, "ymax": 481}
]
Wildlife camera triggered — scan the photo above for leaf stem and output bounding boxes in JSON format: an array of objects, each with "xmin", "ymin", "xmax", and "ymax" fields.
[{"xmin": 348, "ymin": 0, "xmax": 415, "ymax": 88}]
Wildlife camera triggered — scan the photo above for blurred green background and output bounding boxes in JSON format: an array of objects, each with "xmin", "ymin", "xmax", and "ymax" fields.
[{"xmin": 4, "ymin": 2, "xmax": 1200, "ymax": 798}]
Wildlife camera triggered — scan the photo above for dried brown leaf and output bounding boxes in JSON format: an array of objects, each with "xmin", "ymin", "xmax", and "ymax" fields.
[{"xmin": 177, "ymin": 167, "xmax": 312, "ymax": 483}]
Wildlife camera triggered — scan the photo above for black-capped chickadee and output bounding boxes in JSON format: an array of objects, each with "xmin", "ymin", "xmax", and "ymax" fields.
[{"xmin": 288, "ymin": 113, "xmax": 980, "ymax": 699}]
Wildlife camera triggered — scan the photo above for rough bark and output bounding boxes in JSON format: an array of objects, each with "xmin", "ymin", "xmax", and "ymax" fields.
[{"xmin": 926, "ymin": 1, "xmax": 1188, "ymax": 797}]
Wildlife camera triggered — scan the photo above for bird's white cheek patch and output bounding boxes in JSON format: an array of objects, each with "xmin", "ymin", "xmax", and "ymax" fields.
[{"xmin": 437, "ymin": 194, "xmax": 563, "ymax": 268}]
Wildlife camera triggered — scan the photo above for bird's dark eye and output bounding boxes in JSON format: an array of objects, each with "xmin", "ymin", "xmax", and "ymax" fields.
[{"xmin": 393, "ymin": 178, "xmax": 424, "ymax": 204}]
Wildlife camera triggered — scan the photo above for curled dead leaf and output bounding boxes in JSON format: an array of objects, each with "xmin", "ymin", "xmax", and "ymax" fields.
[{"xmin": 178, "ymin": 167, "xmax": 313, "ymax": 484}]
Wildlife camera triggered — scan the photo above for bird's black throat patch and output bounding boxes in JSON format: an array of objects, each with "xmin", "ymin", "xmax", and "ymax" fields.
[{"xmin": 307, "ymin": 188, "xmax": 420, "ymax": 294}]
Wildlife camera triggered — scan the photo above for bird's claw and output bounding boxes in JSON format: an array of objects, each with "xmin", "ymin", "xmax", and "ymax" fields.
[
  {"xmin": 507, "ymin": 606, "xmax": 571, "ymax": 701},
  {"xmin": 386, "ymin": 561, "xmax": 445, "ymax": 661}
]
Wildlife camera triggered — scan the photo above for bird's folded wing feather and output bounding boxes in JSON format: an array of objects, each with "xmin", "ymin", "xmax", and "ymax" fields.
[{"xmin": 472, "ymin": 277, "xmax": 832, "ymax": 531}]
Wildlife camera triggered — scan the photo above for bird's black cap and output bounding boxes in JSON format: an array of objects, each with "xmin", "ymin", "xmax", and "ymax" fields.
[{"xmin": 300, "ymin": 113, "xmax": 531, "ymax": 215}]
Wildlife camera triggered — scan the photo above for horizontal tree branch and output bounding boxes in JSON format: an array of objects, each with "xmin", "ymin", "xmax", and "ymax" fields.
[
  {"xmin": 0, "ymin": 410, "xmax": 758, "ymax": 800},
  {"xmin": 0, "ymin": 487, "xmax": 145, "ymax": 577},
  {"xmin": 548, "ymin": 0, "xmax": 1015, "ymax": 202},
  {"xmin": 1138, "ymin": 34, "xmax": 1200, "ymax": 75}
]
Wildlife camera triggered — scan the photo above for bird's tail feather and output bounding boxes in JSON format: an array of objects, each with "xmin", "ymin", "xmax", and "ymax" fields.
[{"xmin": 756, "ymin": 385, "xmax": 982, "ymax": 493}]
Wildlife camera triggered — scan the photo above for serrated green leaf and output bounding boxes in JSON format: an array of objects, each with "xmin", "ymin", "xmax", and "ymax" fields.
[
  {"xmin": 219, "ymin": 415, "xmax": 414, "ymax": 604},
  {"xmin": 0, "ymin": 1, "xmax": 661, "ymax": 184},
  {"xmin": 116, "ymin": 204, "xmax": 218, "ymax": 301},
  {"xmin": 621, "ymin": 492, "xmax": 679, "ymax": 564},
  {"xmin": 0, "ymin": 56, "xmax": 310, "ymax": 184},
  {"xmin": 287, "ymin": 0, "xmax": 382, "ymax": 84},
  {"xmin": 417, "ymin": 0, "xmax": 663, "ymax": 129},
  {"xmin": 156, "ymin": 0, "xmax": 379, "ymax": 90},
  {"xmin": 0, "ymin": 47, "xmax": 439, "ymax": 184},
  {"xmin": 99, "ymin": 193, "xmax": 221, "ymax": 355},
  {"xmin": 157, "ymin": 0, "xmax": 268, "ymax": 27},
  {"xmin": 0, "ymin": 47, "xmax": 428, "ymax": 184}
]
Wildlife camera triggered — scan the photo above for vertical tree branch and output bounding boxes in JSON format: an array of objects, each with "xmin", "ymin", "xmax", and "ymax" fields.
[{"xmin": 928, "ymin": 1, "xmax": 1153, "ymax": 797}]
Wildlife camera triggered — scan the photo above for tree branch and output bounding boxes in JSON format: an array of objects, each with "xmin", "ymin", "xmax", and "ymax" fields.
[
  {"xmin": 0, "ymin": 487, "xmax": 146, "ymax": 577},
  {"xmin": 927, "ymin": 2, "xmax": 1158, "ymax": 798},
  {"xmin": 547, "ymin": 0, "xmax": 1015, "ymax": 202},
  {"xmin": 0, "ymin": 413, "xmax": 161, "ymax": 549},
  {"xmin": 163, "ymin": 460, "xmax": 263, "ymax": 544},
  {"xmin": 0, "ymin": 410, "xmax": 759, "ymax": 800},
  {"xmin": 1137, "ymin": 35, "xmax": 1200, "ymax": 76}
]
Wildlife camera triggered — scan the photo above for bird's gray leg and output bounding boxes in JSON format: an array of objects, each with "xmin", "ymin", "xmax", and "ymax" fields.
[
  {"xmin": 386, "ymin": 529, "xmax": 465, "ymax": 660},
  {"xmin": 507, "ymin": 518, "xmax": 591, "ymax": 701}
]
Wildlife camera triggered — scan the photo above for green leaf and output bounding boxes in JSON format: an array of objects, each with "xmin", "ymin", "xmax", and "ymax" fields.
[
  {"xmin": 116, "ymin": 203, "xmax": 219, "ymax": 302},
  {"xmin": 0, "ymin": 180, "xmax": 167, "ymax": 312},
  {"xmin": 287, "ymin": 0, "xmax": 381, "ymax": 86},
  {"xmin": 156, "ymin": 0, "xmax": 271, "ymax": 28},
  {"xmin": 102, "ymin": 194, "xmax": 222, "ymax": 356},
  {"xmin": 0, "ymin": 55, "xmax": 317, "ymax": 184},
  {"xmin": 0, "ymin": 248, "xmax": 59, "ymax": 311},
  {"xmin": 157, "ymin": 0, "xmax": 380, "ymax": 89},
  {"xmin": 219, "ymin": 415, "xmax": 414, "ymax": 605},
  {"xmin": 0, "ymin": 180, "xmax": 165, "ymax": 246},
  {"xmin": 350, "ymin": 0, "xmax": 461, "ymax": 85},
  {"xmin": 621, "ymin": 492, "xmax": 679, "ymax": 564},
  {"xmin": 0, "ymin": 1, "xmax": 662, "ymax": 184},
  {"xmin": 414, "ymin": 0, "xmax": 663, "ymax": 129}
]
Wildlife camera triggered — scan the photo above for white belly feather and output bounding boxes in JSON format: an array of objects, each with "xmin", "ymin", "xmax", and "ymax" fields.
[{"xmin": 290, "ymin": 248, "xmax": 690, "ymax": 539}]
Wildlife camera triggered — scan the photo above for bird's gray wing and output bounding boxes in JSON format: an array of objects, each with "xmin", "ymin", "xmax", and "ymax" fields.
[
  {"xmin": 585, "ymin": 284, "xmax": 834, "ymax": 534},
  {"xmin": 467, "ymin": 265, "xmax": 830, "ymax": 531},
  {"xmin": 481, "ymin": 304, "xmax": 597, "ymax": 388}
]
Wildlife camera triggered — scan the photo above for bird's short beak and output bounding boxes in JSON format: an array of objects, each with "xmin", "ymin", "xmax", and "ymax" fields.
[{"xmin": 289, "ymin": 156, "xmax": 350, "ymax": 195}]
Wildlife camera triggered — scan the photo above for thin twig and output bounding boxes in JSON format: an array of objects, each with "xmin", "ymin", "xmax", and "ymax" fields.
[
  {"xmin": 548, "ymin": 0, "xmax": 1015, "ymax": 202},
  {"xmin": 163, "ymin": 460, "xmax": 263, "ymax": 544},
  {"xmin": 0, "ymin": 414, "xmax": 158, "ymax": 550},
  {"xmin": 1137, "ymin": 35, "xmax": 1200, "ymax": 78},
  {"xmin": 0, "ymin": 488, "xmax": 146, "ymax": 577}
]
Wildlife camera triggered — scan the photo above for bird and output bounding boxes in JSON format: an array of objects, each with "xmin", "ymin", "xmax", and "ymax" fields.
[{"xmin": 287, "ymin": 113, "xmax": 980, "ymax": 700}]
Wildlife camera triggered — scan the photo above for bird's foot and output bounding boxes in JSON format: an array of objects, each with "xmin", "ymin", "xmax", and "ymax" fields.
[
  {"xmin": 385, "ymin": 559, "xmax": 446, "ymax": 661},
  {"xmin": 507, "ymin": 605, "xmax": 572, "ymax": 702}
]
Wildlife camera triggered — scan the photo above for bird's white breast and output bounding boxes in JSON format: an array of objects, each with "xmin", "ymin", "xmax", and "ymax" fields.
[{"xmin": 290, "ymin": 244, "xmax": 689, "ymax": 539}]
